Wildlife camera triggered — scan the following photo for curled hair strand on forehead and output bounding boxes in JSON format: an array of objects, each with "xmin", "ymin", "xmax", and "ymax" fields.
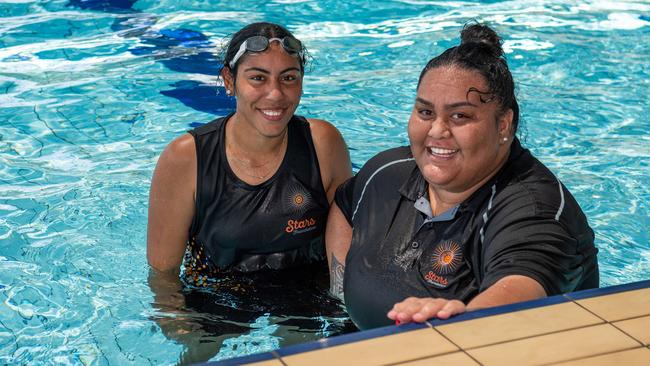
[
  {"xmin": 417, "ymin": 22, "xmax": 520, "ymax": 133},
  {"xmin": 467, "ymin": 87, "xmax": 496, "ymax": 104}
]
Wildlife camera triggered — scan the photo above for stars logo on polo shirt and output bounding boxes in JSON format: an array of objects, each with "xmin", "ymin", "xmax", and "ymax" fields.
[
  {"xmin": 423, "ymin": 240, "xmax": 463, "ymax": 288},
  {"xmin": 432, "ymin": 240, "xmax": 462, "ymax": 274}
]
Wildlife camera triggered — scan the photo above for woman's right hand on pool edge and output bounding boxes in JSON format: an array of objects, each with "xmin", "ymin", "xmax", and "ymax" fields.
[{"xmin": 387, "ymin": 297, "xmax": 466, "ymax": 324}]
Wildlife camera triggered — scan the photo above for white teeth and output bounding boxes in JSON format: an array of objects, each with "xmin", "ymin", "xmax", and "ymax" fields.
[
  {"xmin": 261, "ymin": 110, "xmax": 282, "ymax": 117},
  {"xmin": 428, "ymin": 147, "xmax": 458, "ymax": 155}
]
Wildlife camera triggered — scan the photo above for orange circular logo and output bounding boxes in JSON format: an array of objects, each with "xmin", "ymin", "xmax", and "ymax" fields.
[
  {"xmin": 430, "ymin": 240, "xmax": 462, "ymax": 276},
  {"xmin": 441, "ymin": 251, "xmax": 454, "ymax": 265},
  {"xmin": 293, "ymin": 194, "xmax": 304, "ymax": 205}
]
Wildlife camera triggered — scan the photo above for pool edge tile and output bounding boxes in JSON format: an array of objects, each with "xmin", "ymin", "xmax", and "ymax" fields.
[
  {"xmin": 551, "ymin": 347, "xmax": 650, "ymax": 366},
  {"xmin": 275, "ymin": 322, "xmax": 428, "ymax": 357},
  {"xmin": 426, "ymin": 292, "xmax": 568, "ymax": 327},
  {"xmin": 466, "ymin": 323, "xmax": 641, "ymax": 366},
  {"xmin": 435, "ymin": 301, "xmax": 604, "ymax": 349},
  {"xmin": 280, "ymin": 327, "xmax": 458, "ymax": 366},
  {"xmin": 613, "ymin": 315, "xmax": 650, "ymax": 346}
]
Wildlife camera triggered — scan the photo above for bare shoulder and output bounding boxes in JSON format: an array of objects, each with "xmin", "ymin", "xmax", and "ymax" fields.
[
  {"xmin": 163, "ymin": 133, "xmax": 195, "ymax": 159},
  {"xmin": 151, "ymin": 132, "xmax": 197, "ymax": 190},
  {"xmin": 305, "ymin": 117, "xmax": 348, "ymax": 160},
  {"xmin": 158, "ymin": 133, "xmax": 196, "ymax": 170},
  {"xmin": 305, "ymin": 118, "xmax": 352, "ymax": 202},
  {"xmin": 306, "ymin": 118, "xmax": 345, "ymax": 142}
]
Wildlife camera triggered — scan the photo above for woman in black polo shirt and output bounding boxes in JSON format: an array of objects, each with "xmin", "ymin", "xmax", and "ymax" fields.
[{"xmin": 326, "ymin": 23, "xmax": 599, "ymax": 330}]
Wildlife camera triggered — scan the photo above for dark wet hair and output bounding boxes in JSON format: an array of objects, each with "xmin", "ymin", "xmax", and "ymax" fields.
[
  {"xmin": 222, "ymin": 22, "xmax": 307, "ymax": 77},
  {"xmin": 417, "ymin": 23, "xmax": 520, "ymax": 133}
]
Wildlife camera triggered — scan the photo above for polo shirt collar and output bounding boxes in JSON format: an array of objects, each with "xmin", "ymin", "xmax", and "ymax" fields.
[
  {"xmin": 399, "ymin": 166, "xmax": 459, "ymax": 223},
  {"xmin": 398, "ymin": 165, "xmax": 427, "ymax": 202},
  {"xmin": 414, "ymin": 195, "xmax": 459, "ymax": 222}
]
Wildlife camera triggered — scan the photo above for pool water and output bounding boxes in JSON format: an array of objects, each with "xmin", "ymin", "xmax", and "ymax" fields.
[{"xmin": 1, "ymin": 0, "xmax": 649, "ymax": 364}]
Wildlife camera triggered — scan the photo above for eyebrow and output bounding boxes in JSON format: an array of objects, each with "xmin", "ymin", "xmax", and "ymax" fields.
[
  {"xmin": 242, "ymin": 67, "xmax": 301, "ymax": 74},
  {"xmin": 415, "ymin": 97, "xmax": 477, "ymax": 109}
]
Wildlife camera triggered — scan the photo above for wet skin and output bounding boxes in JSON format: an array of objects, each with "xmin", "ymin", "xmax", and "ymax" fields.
[
  {"xmin": 222, "ymin": 43, "xmax": 304, "ymax": 140},
  {"xmin": 407, "ymin": 66, "xmax": 513, "ymax": 212}
]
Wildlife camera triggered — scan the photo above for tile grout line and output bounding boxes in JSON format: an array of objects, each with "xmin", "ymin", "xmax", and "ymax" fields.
[
  {"xmin": 609, "ymin": 322, "xmax": 646, "ymax": 348},
  {"xmin": 381, "ymin": 351, "xmax": 468, "ymax": 366},
  {"xmin": 379, "ymin": 323, "xmax": 456, "ymax": 366},
  {"xmin": 271, "ymin": 351, "xmax": 288, "ymax": 366},
  {"xmin": 569, "ymin": 297, "xmax": 646, "ymax": 346},
  {"xmin": 567, "ymin": 295, "xmax": 611, "ymax": 323},
  {"xmin": 431, "ymin": 325, "xmax": 484, "ymax": 366},
  {"xmin": 383, "ymin": 323, "xmax": 484, "ymax": 366},
  {"xmin": 445, "ymin": 321, "xmax": 607, "ymax": 351},
  {"xmin": 539, "ymin": 345, "xmax": 645, "ymax": 366},
  {"xmin": 416, "ymin": 300, "xmax": 590, "ymax": 352},
  {"xmin": 612, "ymin": 313, "xmax": 650, "ymax": 322},
  {"xmin": 384, "ymin": 350, "xmax": 470, "ymax": 366}
]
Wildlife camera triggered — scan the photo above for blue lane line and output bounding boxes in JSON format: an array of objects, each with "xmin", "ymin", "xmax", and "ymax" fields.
[
  {"xmin": 69, "ymin": 1, "xmax": 236, "ymax": 119},
  {"xmin": 67, "ymin": 0, "xmax": 138, "ymax": 12}
]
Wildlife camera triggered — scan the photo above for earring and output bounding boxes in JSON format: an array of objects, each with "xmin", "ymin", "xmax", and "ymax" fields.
[
  {"xmin": 502, "ymin": 137, "xmax": 508, "ymax": 142},
  {"xmin": 225, "ymin": 89, "xmax": 232, "ymax": 95}
]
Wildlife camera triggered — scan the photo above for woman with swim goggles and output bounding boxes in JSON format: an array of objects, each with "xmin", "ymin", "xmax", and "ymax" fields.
[
  {"xmin": 228, "ymin": 35, "xmax": 304, "ymax": 69},
  {"xmin": 147, "ymin": 21, "xmax": 353, "ymax": 342}
]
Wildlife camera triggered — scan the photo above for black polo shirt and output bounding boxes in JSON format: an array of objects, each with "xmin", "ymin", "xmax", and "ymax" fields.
[{"xmin": 335, "ymin": 138, "xmax": 599, "ymax": 330}]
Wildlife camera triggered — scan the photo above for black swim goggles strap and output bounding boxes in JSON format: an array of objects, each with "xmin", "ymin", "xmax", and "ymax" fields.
[{"xmin": 228, "ymin": 36, "xmax": 303, "ymax": 69}]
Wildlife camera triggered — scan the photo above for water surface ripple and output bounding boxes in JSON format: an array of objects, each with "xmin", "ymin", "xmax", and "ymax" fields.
[{"xmin": 0, "ymin": 0, "xmax": 648, "ymax": 364}]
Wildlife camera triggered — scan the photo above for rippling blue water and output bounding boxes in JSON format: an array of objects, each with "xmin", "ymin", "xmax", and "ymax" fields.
[{"xmin": 1, "ymin": 0, "xmax": 649, "ymax": 364}]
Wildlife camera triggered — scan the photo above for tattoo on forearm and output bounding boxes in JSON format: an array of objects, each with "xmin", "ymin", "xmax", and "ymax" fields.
[{"xmin": 330, "ymin": 254, "xmax": 345, "ymax": 301}]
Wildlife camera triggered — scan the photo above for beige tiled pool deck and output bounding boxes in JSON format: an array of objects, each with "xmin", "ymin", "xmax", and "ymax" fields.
[{"xmin": 212, "ymin": 280, "xmax": 650, "ymax": 366}]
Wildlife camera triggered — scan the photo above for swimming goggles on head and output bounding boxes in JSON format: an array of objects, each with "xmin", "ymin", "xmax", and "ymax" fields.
[{"xmin": 228, "ymin": 36, "xmax": 303, "ymax": 69}]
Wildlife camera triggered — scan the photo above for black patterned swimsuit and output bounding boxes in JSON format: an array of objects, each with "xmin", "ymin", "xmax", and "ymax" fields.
[{"xmin": 183, "ymin": 113, "xmax": 329, "ymax": 286}]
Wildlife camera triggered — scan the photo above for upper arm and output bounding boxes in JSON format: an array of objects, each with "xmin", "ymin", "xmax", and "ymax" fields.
[
  {"xmin": 468, "ymin": 275, "xmax": 546, "ymax": 310},
  {"xmin": 308, "ymin": 118, "xmax": 352, "ymax": 204},
  {"xmin": 480, "ymin": 188, "xmax": 590, "ymax": 296},
  {"xmin": 325, "ymin": 200, "xmax": 353, "ymax": 269},
  {"xmin": 325, "ymin": 200, "xmax": 353, "ymax": 300},
  {"xmin": 482, "ymin": 217, "xmax": 586, "ymax": 296},
  {"xmin": 147, "ymin": 133, "xmax": 197, "ymax": 272}
]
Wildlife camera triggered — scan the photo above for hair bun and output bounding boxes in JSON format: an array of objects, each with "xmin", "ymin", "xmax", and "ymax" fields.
[{"xmin": 460, "ymin": 23, "xmax": 503, "ymax": 57}]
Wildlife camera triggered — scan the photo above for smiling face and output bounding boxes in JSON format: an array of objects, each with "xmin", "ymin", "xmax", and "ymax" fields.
[
  {"xmin": 222, "ymin": 42, "xmax": 303, "ymax": 138},
  {"xmin": 408, "ymin": 66, "xmax": 513, "ymax": 196}
]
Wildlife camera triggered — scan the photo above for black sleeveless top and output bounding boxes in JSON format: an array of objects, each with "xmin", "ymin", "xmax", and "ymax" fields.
[{"xmin": 183, "ymin": 114, "xmax": 329, "ymax": 285}]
